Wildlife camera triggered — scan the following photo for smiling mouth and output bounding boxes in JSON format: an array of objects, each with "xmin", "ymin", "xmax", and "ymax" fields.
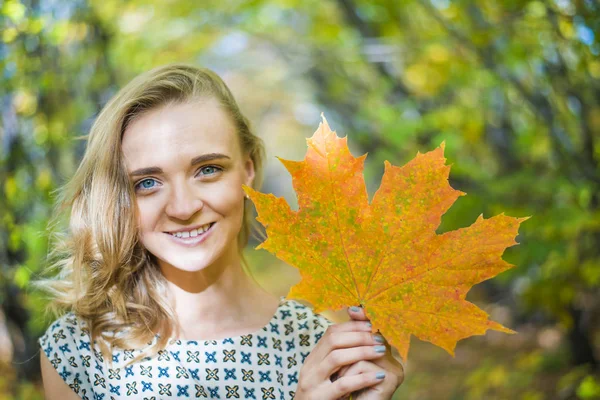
[{"xmin": 165, "ymin": 222, "xmax": 216, "ymax": 238}]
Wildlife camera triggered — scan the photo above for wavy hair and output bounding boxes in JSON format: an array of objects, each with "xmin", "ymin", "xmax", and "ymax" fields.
[{"xmin": 33, "ymin": 63, "xmax": 266, "ymax": 366}]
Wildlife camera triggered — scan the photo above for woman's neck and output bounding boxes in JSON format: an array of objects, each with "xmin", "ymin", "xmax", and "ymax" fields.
[{"xmin": 162, "ymin": 256, "xmax": 279, "ymax": 341}]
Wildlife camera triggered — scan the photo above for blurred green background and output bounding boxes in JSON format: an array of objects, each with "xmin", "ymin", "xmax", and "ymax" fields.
[{"xmin": 1, "ymin": 0, "xmax": 599, "ymax": 398}]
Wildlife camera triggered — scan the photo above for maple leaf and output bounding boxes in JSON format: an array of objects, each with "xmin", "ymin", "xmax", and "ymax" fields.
[{"xmin": 243, "ymin": 115, "xmax": 528, "ymax": 361}]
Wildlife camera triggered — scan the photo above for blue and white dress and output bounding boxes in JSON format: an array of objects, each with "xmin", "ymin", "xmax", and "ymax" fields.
[{"xmin": 38, "ymin": 296, "xmax": 333, "ymax": 399}]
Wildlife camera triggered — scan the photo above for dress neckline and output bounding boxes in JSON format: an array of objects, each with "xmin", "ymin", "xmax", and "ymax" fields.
[{"xmin": 157, "ymin": 295, "xmax": 288, "ymax": 346}]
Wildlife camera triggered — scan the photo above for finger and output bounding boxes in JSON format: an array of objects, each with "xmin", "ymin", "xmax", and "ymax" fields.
[
  {"xmin": 307, "ymin": 321, "xmax": 373, "ymax": 365},
  {"xmin": 335, "ymin": 360, "xmax": 383, "ymax": 400},
  {"xmin": 341, "ymin": 360, "xmax": 402, "ymax": 400},
  {"xmin": 340, "ymin": 360, "xmax": 380, "ymax": 377},
  {"xmin": 336, "ymin": 338, "xmax": 404, "ymax": 384},
  {"xmin": 318, "ymin": 344, "xmax": 388, "ymax": 380},
  {"xmin": 311, "ymin": 332, "xmax": 380, "ymax": 379},
  {"xmin": 311, "ymin": 331, "xmax": 384, "ymax": 383},
  {"xmin": 383, "ymin": 347, "xmax": 406, "ymax": 387},
  {"xmin": 347, "ymin": 305, "xmax": 369, "ymax": 321},
  {"xmin": 346, "ymin": 350, "xmax": 405, "ymax": 390},
  {"xmin": 328, "ymin": 370, "xmax": 386, "ymax": 399},
  {"xmin": 329, "ymin": 364, "xmax": 349, "ymax": 383},
  {"xmin": 329, "ymin": 333, "xmax": 380, "ymax": 382},
  {"xmin": 326, "ymin": 331, "xmax": 385, "ymax": 349},
  {"xmin": 337, "ymin": 334, "xmax": 405, "ymax": 391},
  {"xmin": 327, "ymin": 319, "xmax": 373, "ymax": 335},
  {"xmin": 355, "ymin": 346, "xmax": 403, "ymax": 376}
]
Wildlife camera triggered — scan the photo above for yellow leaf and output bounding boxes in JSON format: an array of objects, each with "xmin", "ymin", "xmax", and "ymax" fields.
[{"xmin": 244, "ymin": 115, "xmax": 527, "ymax": 360}]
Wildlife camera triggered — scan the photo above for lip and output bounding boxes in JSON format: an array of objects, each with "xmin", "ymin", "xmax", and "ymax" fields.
[{"xmin": 165, "ymin": 222, "xmax": 216, "ymax": 247}]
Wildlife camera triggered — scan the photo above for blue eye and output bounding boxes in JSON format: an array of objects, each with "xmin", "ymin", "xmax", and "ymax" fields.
[
  {"xmin": 135, "ymin": 178, "xmax": 157, "ymax": 191},
  {"xmin": 198, "ymin": 165, "xmax": 222, "ymax": 176}
]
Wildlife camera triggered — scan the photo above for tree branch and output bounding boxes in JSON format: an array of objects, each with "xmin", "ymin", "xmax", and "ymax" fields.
[{"xmin": 420, "ymin": 1, "xmax": 600, "ymax": 186}]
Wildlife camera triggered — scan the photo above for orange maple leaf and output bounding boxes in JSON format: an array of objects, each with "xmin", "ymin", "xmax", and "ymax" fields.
[{"xmin": 243, "ymin": 115, "xmax": 528, "ymax": 361}]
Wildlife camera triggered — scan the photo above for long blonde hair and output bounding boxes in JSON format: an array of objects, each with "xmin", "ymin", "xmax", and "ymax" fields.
[{"xmin": 33, "ymin": 63, "xmax": 266, "ymax": 366}]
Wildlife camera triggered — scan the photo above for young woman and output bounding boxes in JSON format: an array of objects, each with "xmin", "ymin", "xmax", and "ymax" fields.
[{"xmin": 37, "ymin": 63, "xmax": 404, "ymax": 399}]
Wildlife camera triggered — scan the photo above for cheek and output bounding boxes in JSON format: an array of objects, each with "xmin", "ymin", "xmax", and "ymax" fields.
[
  {"xmin": 208, "ymin": 183, "xmax": 244, "ymax": 215},
  {"xmin": 135, "ymin": 198, "xmax": 163, "ymax": 230}
]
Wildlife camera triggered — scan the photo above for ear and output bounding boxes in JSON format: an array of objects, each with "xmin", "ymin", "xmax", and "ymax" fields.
[{"xmin": 243, "ymin": 156, "xmax": 256, "ymax": 188}]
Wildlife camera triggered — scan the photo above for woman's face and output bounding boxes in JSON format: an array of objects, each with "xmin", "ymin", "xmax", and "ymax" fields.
[{"xmin": 121, "ymin": 97, "xmax": 255, "ymax": 274}]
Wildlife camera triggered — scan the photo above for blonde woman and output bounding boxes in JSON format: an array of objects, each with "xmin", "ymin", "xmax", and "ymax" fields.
[{"xmin": 36, "ymin": 64, "xmax": 404, "ymax": 399}]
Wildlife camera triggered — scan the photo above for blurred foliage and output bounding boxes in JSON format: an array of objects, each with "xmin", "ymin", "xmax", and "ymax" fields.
[{"xmin": 1, "ymin": 0, "xmax": 599, "ymax": 398}]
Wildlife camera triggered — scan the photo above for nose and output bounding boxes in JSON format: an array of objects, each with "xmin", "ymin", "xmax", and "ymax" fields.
[{"xmin": 164, "ymin": 182, "xmax": 204, "ymax": 221}]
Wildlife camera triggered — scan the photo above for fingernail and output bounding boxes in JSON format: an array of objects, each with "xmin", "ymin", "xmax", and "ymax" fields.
[
  {"xmin": 373, "ymin": 334, "xmax": 384, "ymax": 343},
  {"xmin": 376, "ymin": 371, "xmax": 386, "ymax": 379},
  {"xmin": 374, "ymin": 345, "xmax": 386, "ymax": 353},
  {"xmin": 350, "ymin": 306, "xmax": 360, "ymax": 312}
]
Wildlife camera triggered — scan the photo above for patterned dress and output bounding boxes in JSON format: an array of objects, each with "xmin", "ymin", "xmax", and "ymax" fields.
[{"xmin": 38, "ymin": 296, "xmax": 333, "ymax": 399}]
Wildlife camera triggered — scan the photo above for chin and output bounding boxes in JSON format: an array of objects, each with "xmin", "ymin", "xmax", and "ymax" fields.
[
  {"xmin": 151, "ymin": 246, "xmax": 227, "ymax": 274},
  {"xmin": 162, "ymin": 259, "xmax": 212, "ymax": 272},
  {"xmin": 157, "ymin": 254, "xmax": 216, "ymax": 272}
]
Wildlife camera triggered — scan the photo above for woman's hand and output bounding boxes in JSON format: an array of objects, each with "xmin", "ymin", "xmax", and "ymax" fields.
[
  {"xmin": 331, "ymin": 306, "xmax": 405, "ymax": 400},
  {"xmin": 295, "ymin": 318, "xmax": 390, "ymax": 399}
]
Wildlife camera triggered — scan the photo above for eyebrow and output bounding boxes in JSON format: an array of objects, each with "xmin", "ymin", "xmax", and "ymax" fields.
[{"xmin": 128, "ymin": 153, "xmax": 231, "ymax": 177}]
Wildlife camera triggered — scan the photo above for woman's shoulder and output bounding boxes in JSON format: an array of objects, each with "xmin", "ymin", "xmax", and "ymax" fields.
[
  {"xmin": 39, "ymin": 312, "xmax": 90, "ymax": 348},
  {"xmin": 38, "ymin": 312, "xmax": 97, "ymax": 398},
  {"xmin": 38, "ymin": 311, "xmax": 101, "ymax": 363}
]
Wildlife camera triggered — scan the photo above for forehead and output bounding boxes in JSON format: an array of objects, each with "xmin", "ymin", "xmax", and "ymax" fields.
[{"xmin": 121, "ymin": 98, "xmax": 241, "ymax": 169}]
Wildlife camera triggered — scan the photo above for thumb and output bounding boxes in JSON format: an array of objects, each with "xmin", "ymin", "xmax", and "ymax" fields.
[{"xmin": 347, "ymin": 305, "xmax": 369, "ymax": 321}]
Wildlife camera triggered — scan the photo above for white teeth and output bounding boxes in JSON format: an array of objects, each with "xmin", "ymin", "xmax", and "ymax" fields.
[{"xmin": 170, "ymin": 223, "xmax": 212, "ymax": 238}]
